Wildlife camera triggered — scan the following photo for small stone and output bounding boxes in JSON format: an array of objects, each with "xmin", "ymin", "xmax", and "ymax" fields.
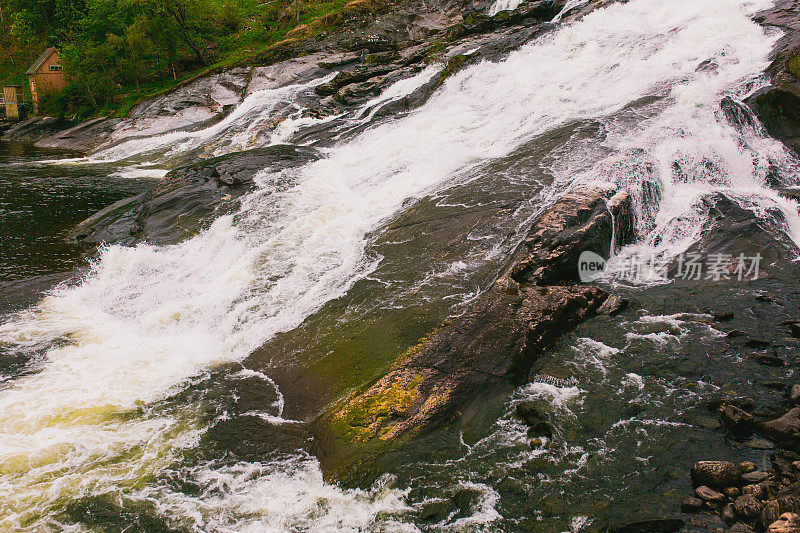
[
  {"xmin": 722, "ymin": 404, "xmax": 754, "ymax": 436},
  {"xmin": 722, "ymin": 503, "xmax": 737, "ymax": 524},
  {"xmin": 791, "ymin": 386, "xmax": 800, "ymax": 404},
  {"xmin": 756, "ymin": 354, "xmax": 785, "ymax": 367},
  {"xmin": 682, "ymin": 496, "xmax": 704, "ymax": 513},
  {"xmin": 696, "ymin": 485, "xmax": 726, "ymax": 503},
  {"xmin": 733, "ymin": 494, "xmax": 764, "ymax": 519},
  {"xmin": 741, "ymin": 471, "xmax": 771, "ymax": 484},
  {"xmin": 724, "ymin": 487, "xmax": 741, "ymax": 499},
  {"xmin": 792, "ymin": 461, "xmax": 800, "ymax": 471},
  {"xmin": 692, "ymin": 461, "xmax": 741, "ymax": 488},
  {"xmin": 728, "ymin": 522, "xmax": 756, "ymax": 533},
  {"xmin": 740, "ymin": 461, "xmax": 758, "ymax": 474}
]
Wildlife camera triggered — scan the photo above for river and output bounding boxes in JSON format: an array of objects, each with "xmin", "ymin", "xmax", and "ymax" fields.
[{"xmin": 2, "ymin": 0, "xmax": 800, "ymax": 530}]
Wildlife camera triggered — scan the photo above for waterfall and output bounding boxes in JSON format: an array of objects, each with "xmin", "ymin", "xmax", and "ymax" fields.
[{"xmin": 0, "ymin": 0, "xmax": 791, "ymax": 528}]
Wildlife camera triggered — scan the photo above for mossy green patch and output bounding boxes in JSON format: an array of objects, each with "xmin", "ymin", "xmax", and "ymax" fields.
[
  {"xmin": 787, "ymin": 56, "xmax": 800, "ymax": 78},
  {"xmin": 331, "ymin": 373, "xmax": 424, "ymax": 443},
  {"xmin": 436, "ymin": 54, "xmax": 469, "ymax": 86}
]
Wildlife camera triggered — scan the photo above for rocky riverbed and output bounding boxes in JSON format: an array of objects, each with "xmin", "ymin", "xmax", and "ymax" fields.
[{"xmin": 5, "ymin": 0, "xmax": 800, "ymax": 530}]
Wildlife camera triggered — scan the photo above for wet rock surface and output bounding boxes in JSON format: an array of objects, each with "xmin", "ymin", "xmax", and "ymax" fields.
[
  {"xmin": 745, "ymin": 0, "xmax": 800, "ymax": 155},
  {"xmin": 311, "ymin": 186, "xmax": 634, "ymax": 484},
  {"xmin": 68, "ymin": 145, "xmax": 319, "ymax": 246},
  {"xmin": 683, "ymin": 403, "xmax": 800, "ymax": 532}
]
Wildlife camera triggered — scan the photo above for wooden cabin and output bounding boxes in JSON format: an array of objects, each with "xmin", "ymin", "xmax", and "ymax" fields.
[{"xmin": 27, "ymin": 48, "xmax": 65, "ymax": 113}]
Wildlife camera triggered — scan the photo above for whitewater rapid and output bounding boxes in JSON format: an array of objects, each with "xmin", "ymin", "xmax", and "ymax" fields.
[{"xmin": 0, "ymin": 0, "xmax": 796, "ymax": 528}]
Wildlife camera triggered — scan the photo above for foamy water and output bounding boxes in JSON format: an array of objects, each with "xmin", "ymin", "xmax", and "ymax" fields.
[{"xmin": 0, "ymin": 0, "xmax": 789, "ymax": 528}]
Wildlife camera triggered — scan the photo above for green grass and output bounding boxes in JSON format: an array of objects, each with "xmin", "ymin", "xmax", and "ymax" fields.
[
  {"xmin": 90, "ymin": 0, "xmax": 363, "ymax": 119},
  {"xmin": 787, "ymin": 56, "xmax": 800, "ymax": 78}
]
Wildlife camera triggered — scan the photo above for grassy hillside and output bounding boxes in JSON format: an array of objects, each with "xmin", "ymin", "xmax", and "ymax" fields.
[{"xmin": 2, "ymin": 0, "xmax": 368, "ymax": 119}]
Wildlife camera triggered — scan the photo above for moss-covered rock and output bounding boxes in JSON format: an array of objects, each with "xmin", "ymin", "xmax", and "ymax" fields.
[{"xmin": 312, "ymin": 186, "xmax": 634, "ymax": 484}]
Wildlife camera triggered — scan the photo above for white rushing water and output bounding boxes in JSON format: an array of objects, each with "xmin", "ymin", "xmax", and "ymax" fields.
[{"xmin": 0, "ymin": 0, "xmax": 793, "ymax": 528}]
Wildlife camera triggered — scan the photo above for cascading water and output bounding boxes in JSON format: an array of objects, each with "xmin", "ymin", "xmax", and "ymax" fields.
[{"xmin": 1, "ymin": 0, "xmax": 796, "ymax": 529}]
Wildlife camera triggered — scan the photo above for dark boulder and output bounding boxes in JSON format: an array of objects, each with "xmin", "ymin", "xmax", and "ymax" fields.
[
  {"xmin": 516, "ymin": 403, "xmax": 553, "ymax": 438},
  {"xmin": 691, "ymin": 461, "xmax": 741, "ymax": 488},
  {"xmin": 510, "ymin": 187, "xmax": 633, "ymax": 285},
  {"xmin": 733, "ymin": 494, "xmax": 765, "ymax": 519},
  {"xmin": 721, "ymin": 404, "xmax": 755, "ymax": 437}
]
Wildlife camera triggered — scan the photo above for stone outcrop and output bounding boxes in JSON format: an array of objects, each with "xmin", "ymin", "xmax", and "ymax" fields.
[
  {"xmin": 745, "ymin": 1, "xmax": 800, "ymax": 155},
  {"xmin": 312, "ymin": 186, "xmax": 634, "ymax": 483}
]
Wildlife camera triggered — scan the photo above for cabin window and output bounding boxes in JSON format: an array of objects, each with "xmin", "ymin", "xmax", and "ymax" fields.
[
  {"xmin": 30, "ymin": 80, "xmax": 35, "ymax": 93},
  {"xmin": 49, "ymin": 65, "xmax": 63, "ymax": 71}
]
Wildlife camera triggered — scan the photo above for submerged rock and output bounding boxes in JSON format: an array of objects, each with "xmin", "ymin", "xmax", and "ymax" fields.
[
  {"xmin": 607, "ymin": 518, "xmax": 684, "ymax": 533},
  {"xmin": 69, "ymin": 145, "xmax": 320, "ymax": 247},
  {"xmin": 312, "ymin": 185, "xmax": 634, "ymax": 483},
  {"xmin": 682, "ymin": 496, "xmax": 704, "ymax": 512}
]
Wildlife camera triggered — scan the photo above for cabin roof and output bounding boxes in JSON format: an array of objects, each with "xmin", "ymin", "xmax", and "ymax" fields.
[{"xmin": 26, "ymin": 47, "xmax": 58, "ymax": 75}]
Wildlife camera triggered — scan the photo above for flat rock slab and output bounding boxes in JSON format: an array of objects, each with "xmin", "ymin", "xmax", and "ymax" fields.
[{"xmin": 312, "ymin": 185, "xmax": 634, "ymax": 483}]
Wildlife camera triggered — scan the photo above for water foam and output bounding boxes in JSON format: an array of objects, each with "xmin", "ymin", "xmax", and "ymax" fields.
[{"xmin": 0, "ymin": 0, "xmax": 785, "ymax": 527}]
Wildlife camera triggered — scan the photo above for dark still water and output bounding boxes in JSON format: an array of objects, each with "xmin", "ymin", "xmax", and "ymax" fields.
[{"xmin": 0, "ymin": 142, "xmax": 154, "ymax": 314}]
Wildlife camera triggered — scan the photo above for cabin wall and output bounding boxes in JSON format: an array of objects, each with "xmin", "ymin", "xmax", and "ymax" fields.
[{"xmin": 29, "ymin": 51, "xmax": 66, "ymax": 106}]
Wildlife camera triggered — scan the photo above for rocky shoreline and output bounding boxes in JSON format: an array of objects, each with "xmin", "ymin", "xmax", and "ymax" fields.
[
  {"xmin": 678, "ymin": 377, "xmax": 800, "ymax": 533},
  {"xmin": 665, "ymin": 2, "xmax": 800, "ymax": 532}
]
